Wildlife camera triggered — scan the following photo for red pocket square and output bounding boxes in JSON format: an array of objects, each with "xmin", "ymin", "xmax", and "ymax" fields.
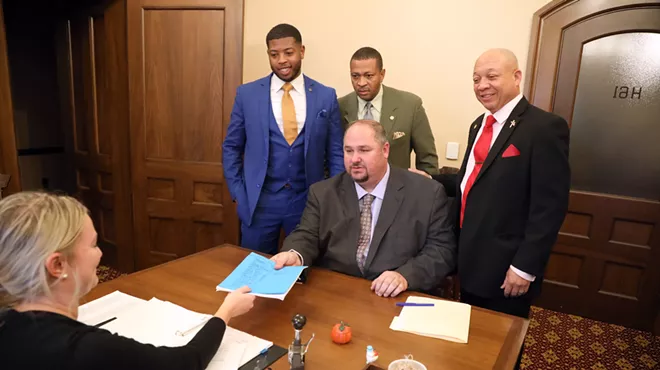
[{"xmin": 502, "ymin": 144, "xmax": 521, "ymax": 158}]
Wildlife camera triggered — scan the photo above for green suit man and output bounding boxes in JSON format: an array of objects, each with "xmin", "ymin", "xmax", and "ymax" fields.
[{"xmin": 338, "ymin": 47, "xmax": 439, "ymax": 175}]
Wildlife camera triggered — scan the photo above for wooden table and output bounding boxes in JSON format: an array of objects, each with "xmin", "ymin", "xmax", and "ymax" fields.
[{"xmin": 85, "ymin": 245, "xmax": 528, "ymax": 369}]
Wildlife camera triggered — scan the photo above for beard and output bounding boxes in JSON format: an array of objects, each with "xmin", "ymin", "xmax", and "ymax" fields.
[{"xmin": 349, "ymin": 166, "xmax": 369, "ymax": 183}]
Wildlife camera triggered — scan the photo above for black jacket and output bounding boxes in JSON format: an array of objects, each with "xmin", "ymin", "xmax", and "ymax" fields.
[{"xmin": 433, "ymin": 97, "xmax": 570, "ymax": 298}]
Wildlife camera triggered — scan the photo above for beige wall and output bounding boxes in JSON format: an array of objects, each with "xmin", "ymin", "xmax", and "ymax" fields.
[{"xmin": 243, "ymin": 0, "xmax": 551, "ymax": 167}]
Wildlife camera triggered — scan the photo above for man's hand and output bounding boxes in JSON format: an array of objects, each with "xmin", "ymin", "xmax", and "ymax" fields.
[
  {"xmin": 408, "ymin": 168, "xmax": 431, "ymax": 179},
  {"xmin": 501, "ymin": 267, "xmax": 531, "ymax": 297},
  {"xmin": 371, "ymin": 271, "xmax": 408, "ymax": 297},
  {"xmin": 271, "ymin": 251, "xmax": 302, "ymax": 270}
]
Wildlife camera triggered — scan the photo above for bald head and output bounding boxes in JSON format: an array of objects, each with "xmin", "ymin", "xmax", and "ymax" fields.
[
  {"xmin": 473, "ymin": 48, "xmax": 522, "ymax": 113},
  {"xmin": 476, "ymin": 48, "xmax": 519, "ymax": 71}
]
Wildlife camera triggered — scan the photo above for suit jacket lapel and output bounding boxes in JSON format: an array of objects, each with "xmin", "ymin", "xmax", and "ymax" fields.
[
  {"xmin": 340, "ymin": 173, "xmax": 359, "ymax": 219},
  {"xmin": 475, "ymin": 97, "xmax": 530, "ymax": 184},
  {"xmin": 458, "ymin": 115, "xmax": 484, "ymax": 187},
  {"xmin": 379, "ymin": 85, "xmax": 397, "ymax": 136},
  {"xmin": 343, "ymin": 91, "xmax": 359, "ymax": 124},
  {"xmin": 364, "ymin": 169, "xmax": 404, "ymax": 269},
  {"xmin": 340, "ymin": 174, "xmax": 361, "ymax": 273},
  {"xmin": 260, "ymin": 75, "xmax": 272, "ymax": 151},
  {"xmin": 303, "ymin": 75, "xmax": 317, "ymax": 157}
]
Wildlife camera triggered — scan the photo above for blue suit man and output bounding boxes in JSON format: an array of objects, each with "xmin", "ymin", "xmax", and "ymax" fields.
[{"xmin": 222, "ymin": 24, "xmax": 344, "ymax": 255}]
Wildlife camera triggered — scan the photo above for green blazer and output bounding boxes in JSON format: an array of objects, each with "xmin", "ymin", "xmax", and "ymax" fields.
[{"xmin": 338, "ymin": 85, "xmax": 439, "ymax": 175}]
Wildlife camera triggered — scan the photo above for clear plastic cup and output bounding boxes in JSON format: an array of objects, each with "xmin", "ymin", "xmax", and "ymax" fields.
[{"xmin": 388, "ymin": 355, "xmax": 427, "ymax": 370}]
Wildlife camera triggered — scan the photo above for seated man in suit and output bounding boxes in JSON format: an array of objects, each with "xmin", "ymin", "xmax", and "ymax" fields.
[
  {"xmin": 338, "ymin": 47, "xmax": 439, "ymax": 175},
  {"xmin": 271, "ymin": 120, "xmax": 456, "ymax": 298}
]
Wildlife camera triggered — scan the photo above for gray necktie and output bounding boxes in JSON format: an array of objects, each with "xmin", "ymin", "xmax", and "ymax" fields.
[
  {"xmin": 364, "ymin": 102, "xmax": 373, "ymax": 120},
  {"xmin": 356, "ymin": 194, "xmax": 375, "ymax": 274}
]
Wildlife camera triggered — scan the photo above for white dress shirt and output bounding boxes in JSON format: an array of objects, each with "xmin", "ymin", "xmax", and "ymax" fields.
[
  {"xmin": 357, "ymin": 86, "xmax": 384, "ymax": 122},
  {"xmin": 270, "ymin": 73, "xmax": 306, "ymax": 135},
  {"xmin": 460, "ymin": 93, "xmax": 535, "ymax": 282},
  {"xmin": 290, "ymin": 165, "xmax": 391, "ymax": 266}
]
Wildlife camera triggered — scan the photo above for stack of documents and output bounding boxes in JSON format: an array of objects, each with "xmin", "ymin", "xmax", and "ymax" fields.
[
  {"xmin": 390, "ymin": 296, "xmax": 472, "ymax": 343},
  {"xmin": 78, "ymin": 290, "xmax": 145, "ymax": 327},
  {"xmin": 216, "ymin": 252, "xmax": 307, "ymax": 300},
  {"xmin": 79, "ymin": 291, "xmax": 272, "ymax": 369}
]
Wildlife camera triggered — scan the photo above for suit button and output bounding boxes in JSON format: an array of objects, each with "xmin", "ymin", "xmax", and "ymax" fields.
[{"xmin": 256, "ymin": 184, "xmax": 260, "ymax": 188}]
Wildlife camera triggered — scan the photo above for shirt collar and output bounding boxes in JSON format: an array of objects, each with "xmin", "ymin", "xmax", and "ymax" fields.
[
  {"xmin": 271, "ymin": 72, "xmax": 305, "ymax": 93},
  {"xmin": 487, "ymin": 93, "xmax": 524, "ymax": 124},
  {"xmin": 355, "ymin": 164, "xmax": 390, "ymax": 201},
  {"xmin": 357, "ymin": 85, "xmax": 384, "ymax": 115}
]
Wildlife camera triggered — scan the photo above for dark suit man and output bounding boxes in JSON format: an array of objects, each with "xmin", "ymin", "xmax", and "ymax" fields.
[
  {"xmin": 412, "ymin": 48, "xmax": 569, "ymax": 368},
  {"xmin": 272, "ymin": 120, "xmax": 456, "ymax": 297},
  {"xmin": 222, "ymin": 24, "xmax": 344, "ymax": 255},
  {"xmin": 338, "ymin": 47, "xmax": 439, "ymax": 176},
  {"xmin": 413, "ymin": 49, "xmax": 570, "ymax": 318}
]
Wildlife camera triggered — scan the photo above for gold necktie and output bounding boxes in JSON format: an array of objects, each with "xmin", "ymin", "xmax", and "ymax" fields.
[{"xmin": 282, "ymin": 83, "xmax": 298, "ymax": 145}]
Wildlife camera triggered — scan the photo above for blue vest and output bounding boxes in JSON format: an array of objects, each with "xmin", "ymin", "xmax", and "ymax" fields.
[{"xmin": 263, "ymin": 113, "xmax": 306, "ymax": 192}]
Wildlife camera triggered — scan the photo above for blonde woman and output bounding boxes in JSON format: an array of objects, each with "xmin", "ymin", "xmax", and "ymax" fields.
[{"xmin": 0, "ymin": 192, "xmax": 255, "ymax": 370}]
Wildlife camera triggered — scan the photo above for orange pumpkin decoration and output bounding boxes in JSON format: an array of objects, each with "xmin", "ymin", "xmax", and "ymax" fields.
[{"xmin": 331, "ymin": 321, "xmax": 352, "ymax": 344}]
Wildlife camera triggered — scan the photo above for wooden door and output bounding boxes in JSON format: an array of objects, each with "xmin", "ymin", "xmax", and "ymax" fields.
[
  {"xmin": 0, "ymin": 1, "xmax": 21, "ymax": 196},
  {"xmin": 525, "ymin": 0, "xmax": 660, "ymax": 331},
  {"xmin": 57, "ymin": 0, "xmax": 135, "ymax": 272},
  {"xmin": 127, "ymin": 0, "xmax": 242, "ymax": 269}
]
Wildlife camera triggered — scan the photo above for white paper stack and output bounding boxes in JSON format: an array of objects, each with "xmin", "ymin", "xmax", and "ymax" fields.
[
  {"xmin": 77, "ymin": 290, "xmax": 146, "ymax": 326},
  {"xmin": 78, "ymin": 291, "xmax": 272, "ymax": 369},
  {"xmin": 390, "ymin": 296, "xmax": 472, "ymax": 343}
]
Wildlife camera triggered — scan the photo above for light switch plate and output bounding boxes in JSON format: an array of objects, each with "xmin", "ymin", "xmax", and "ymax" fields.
[{"xmin": 446, "ymin": 142, "xmax": 459, "ymax": 160}]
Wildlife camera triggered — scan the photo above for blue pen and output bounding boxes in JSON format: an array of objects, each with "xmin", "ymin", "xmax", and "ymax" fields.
[{"xmin": 396, "ymin": 302, "xmax": 435, "ymax": 307}]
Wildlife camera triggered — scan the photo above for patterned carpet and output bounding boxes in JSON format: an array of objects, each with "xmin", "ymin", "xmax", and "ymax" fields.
[
  {"xmin": 97, "ymin": 266, "xmax": 660, "ymax": 369},
  {"xmin": 522, "ymin": 306, "xmax": 660, "ymax": 369},
  {"xmin": 97, "ymin": 265, "xmax": 125, "ymax": 284}
]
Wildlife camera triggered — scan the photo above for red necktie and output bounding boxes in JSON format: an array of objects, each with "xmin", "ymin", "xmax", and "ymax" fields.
[{"xmin": 461, "ymin": 115, "xmax": 496, "ymax": 228}]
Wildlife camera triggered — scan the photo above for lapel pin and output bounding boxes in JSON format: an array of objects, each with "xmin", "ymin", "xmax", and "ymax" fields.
[
  {"xmin": 473, "ymin": 124, "xmax": 477, "ymax": 130},
  {"xmin": 389, "ymin": 116, "xmax": 394, "ymax": 121},
  {"xmin": 510, "ymin": 120, "xmax": 516, "ymax": 128}
]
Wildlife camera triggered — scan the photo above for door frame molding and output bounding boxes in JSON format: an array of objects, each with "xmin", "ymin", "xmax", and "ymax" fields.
[
  {"xmin": 55, "ymin": 3, "xmax": 136, "ymax": 273},
  {"xmin": 524, "ymin": 0, "xmax": 660, "ymax": 112},
  {"xmin": 0, "ymin": 0, "xmax": 22, "ymax": 195},
  {"xmin": 524, "ymin": 0, "xmax": 660, "ymax": 331}
]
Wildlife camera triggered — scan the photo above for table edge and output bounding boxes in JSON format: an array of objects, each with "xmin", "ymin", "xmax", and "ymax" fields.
[{"xmin": 493, "ymin": 315, "xmax": 530, "ymax": 369}]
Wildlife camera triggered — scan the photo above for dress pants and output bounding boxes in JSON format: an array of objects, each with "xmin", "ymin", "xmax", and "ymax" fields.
[{"xmin": 240, "ymin": 186, "xmax": 307, "ymax": 255}]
